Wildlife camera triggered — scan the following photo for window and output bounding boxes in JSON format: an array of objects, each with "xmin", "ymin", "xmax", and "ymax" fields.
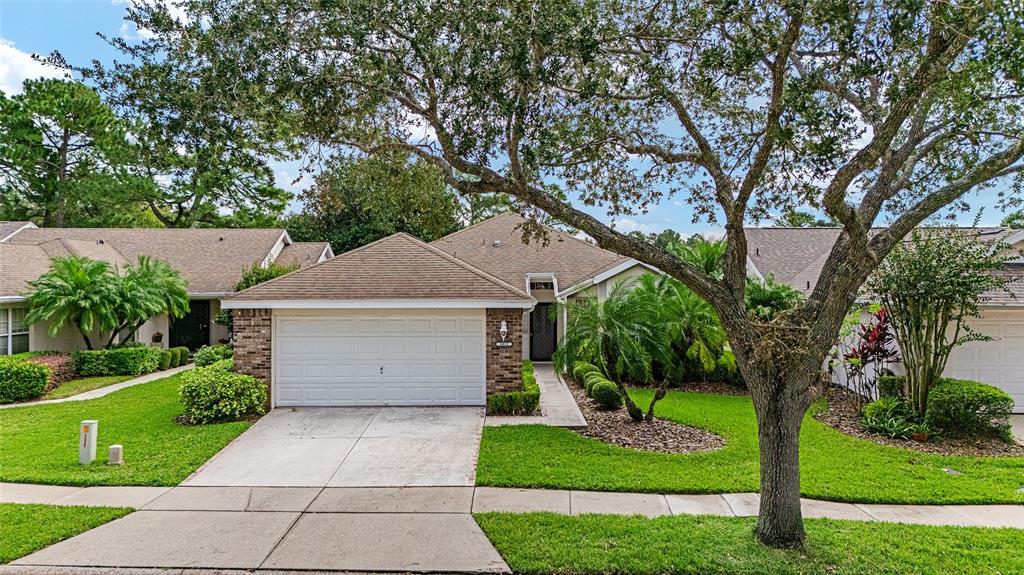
[
  {"xmin": 0, "ymin": 308, "xmax": 30, "ymax": 355},
  {"xmin": 530, "ymin": 281, "xmax": 555, "ymax": 291}
]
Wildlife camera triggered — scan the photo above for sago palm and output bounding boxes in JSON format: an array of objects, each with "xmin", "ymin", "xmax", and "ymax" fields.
[
  {"xmin": 106, "ymin": 256, "xmax": 190, "ymax": 346},
  {"xmin": 24, "ymin": 256, "xmax": 118, "ymax": 349}
]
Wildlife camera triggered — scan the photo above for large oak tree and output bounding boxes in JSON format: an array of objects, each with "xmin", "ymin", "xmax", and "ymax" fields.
[{"xmin": 119, "ymin": 0, "xmax": 1024, "ymax": 547}]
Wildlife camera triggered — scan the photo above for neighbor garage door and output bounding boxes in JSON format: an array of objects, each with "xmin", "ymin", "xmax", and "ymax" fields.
[
  {"xmin": 274, "ymin": 310, "xmax": 486, "ymax": 406},
  {"xmin": 944, "ymin": 308, "xmax": 1024, "ymax": 413}
]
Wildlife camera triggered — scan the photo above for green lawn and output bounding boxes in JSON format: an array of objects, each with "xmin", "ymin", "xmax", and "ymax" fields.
[
  {"xmin": 477, "ymin": 389, "xmax": 1024, "ymax": 504},
  {"xmin": 0, "ymin": 374, "xmax": 251, "ymax": 486},
  {"xmin": 0, "ymin": 504, "xmax": 132, "ymax": 564},
  {"xmin": 43, "ymin": 375, "xmax": 134, "ymax": 400},
  {"xmin": 475, "ymin": 512, "xmax": 1024, "ymax": 575}
]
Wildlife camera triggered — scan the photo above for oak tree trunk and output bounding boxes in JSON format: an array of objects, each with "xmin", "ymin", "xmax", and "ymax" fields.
[{"xmin": 749, "ymin": 380, "xmax": 809, "ymax": 547}]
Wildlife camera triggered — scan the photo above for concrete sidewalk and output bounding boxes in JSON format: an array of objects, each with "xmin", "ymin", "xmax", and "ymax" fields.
[
  {"xmin": 484, "ymin": 363, "xmax": 586, "ymax": 427},
  {"xmin": 4, "ymin": 483, "xmax": 1021, "ymax": 529},
  {"xmin": 0, "ymin": 364, "xmax": 193, "ymax": 410}
]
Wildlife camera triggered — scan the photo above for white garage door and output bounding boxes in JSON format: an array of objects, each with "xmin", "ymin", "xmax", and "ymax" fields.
[
  {"xmin": 944, "ymin": 309, "xmax": 1024, "ymax": 413},
  {"xmin": 274, "ymin": 310, "xmax": 486, "ymax": 406}
]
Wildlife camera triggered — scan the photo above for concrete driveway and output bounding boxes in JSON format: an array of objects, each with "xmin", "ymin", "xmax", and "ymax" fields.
[
  {"xmin": 14, "ymin": 406, "xmax": 508, "ymax": 573},
  {"xmin": 184, "ymin": 406, "xmax": 485, "ymax": 487}
]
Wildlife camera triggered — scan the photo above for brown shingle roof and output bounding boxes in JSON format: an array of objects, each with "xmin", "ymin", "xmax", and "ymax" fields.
[
  {"xmin": 0, "ymin": 240, "xmax": 130, "ymax": 297},
  {"xmin": 229, "ymin": 232, "xmax": 533, "ymax": 303},
  {"xmin": 0, "ymin": 221, "xmax": 33, "ymax": 241},
  {"xmin": 0, "ymin": 244, "xmax": 53, "ymax": 298},
  {"xmin": 745, "ymin": 226, "xmax": 1017, "ymax": 301},
  {"xmin": 276, "ymin": 241, "xmax": 332, "ymax": 268},
  {"xmin": 7, "ymin": 227, "xmax": 287, "ymax": 294},
  {"xmin": 431, "ymin": 213, "xmax": 629, "ymax": 291}
]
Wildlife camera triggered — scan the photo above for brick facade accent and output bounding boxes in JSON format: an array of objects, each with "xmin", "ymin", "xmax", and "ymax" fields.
[
  {"xmin": 231, "ymin": 309, "xmax": 273, "ymax": 405},
  {"xmin": 486, "ymin": 308, "xmax": 524, "ymax": 394}
]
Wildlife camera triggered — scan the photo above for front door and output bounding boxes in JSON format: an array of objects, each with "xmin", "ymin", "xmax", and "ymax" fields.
[
  {"xmin": 530, "ymin": 303, "xmax": 557, "ymax": 361},
  {"xmin": 170, "ymin": 299, "xmax": 210, "ymax": 351}
]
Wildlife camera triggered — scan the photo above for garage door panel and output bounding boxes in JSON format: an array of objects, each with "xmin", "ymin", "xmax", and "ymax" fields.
[
  {"xmin": 944, "ymin": 318, "xmax": 1024, "ymax": 412},
  {"xmin": 275, "ymin": 312, "xmax": 486, "ymax": 407}
]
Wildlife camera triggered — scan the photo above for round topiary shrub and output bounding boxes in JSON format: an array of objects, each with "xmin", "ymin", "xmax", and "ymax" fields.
[
  {"xmin": 158, "ymin": 350, "xmax": 172, "ymax": 371},
  {"xmin": 572, "ymin": 361, "xmax": 600, "ymax": 382},
  {"xmin": 591, "ymin": 380, "xmax": 623, "ymax": 410},
  {"xmin": 925, "ymin": 378, "xmax": 1014, "ymax": 439},
  {"xmin": 178, "ymin": 359, "xmax": 267, "ymax": 423},
  {"xmin": 194, "ymin": 344, "xmax": 234, "ymax": 367},
  {"xmin": 0, "ymin": 358, "xmax": 50, "ymax": 403},
  {"xmin": 584, "ymin": 371, "xmax": 606, "ymax": 396}
]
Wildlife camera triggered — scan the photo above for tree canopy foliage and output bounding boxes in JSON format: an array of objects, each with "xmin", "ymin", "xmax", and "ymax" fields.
[
  {"xmin": 866, "ymin": 229, "xmax": 1011, "ymax": 415},
  {"xmin": 113, "ymin": 0, "xmax": 1024, "ymax": 547},
  {"xmin": 0, "ymin": 79, "xmax": 149, "ymax": 227},
  {"xmin": 284, "ymin": 154, "xmax": 462, "ymax": 252}
]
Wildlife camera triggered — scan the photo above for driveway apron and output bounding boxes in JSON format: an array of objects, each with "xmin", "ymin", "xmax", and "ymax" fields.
[
  {"xmin": 14, "ymin": 406, "xmax": 509, "ymax": 573},
  {"xmin": 183, "ymin": 406, "xmax": 484, "ymax": 487}
]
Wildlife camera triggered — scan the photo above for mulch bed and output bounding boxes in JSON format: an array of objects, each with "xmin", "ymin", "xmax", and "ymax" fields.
[
  {"xmin": 567, "ymin": 381, "xmax": 725, "ymax": 454},
  {"xmin": 815, "ymin": 385, "xmax": 1024, "ymax": 457}
]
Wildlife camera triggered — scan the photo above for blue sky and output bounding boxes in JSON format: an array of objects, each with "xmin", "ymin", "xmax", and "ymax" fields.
[{"xmin": 0, "ymin": 0, "xmax": 1013, "ymax": 234}]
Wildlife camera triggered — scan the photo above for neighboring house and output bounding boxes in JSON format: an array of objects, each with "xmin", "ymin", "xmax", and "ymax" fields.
[
  {"xmin": 222, "ymin": 213, "xmax": 657, "ymax": 408},
  {"xmin": 0, "ymin": 222, "xmax": 332, "ymax": 355},
  {"xmin": 746, "ymin": 226, "xmax": 1024, "ymax": 413}
]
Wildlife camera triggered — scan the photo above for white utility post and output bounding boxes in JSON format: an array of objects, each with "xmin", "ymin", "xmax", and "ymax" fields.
[{"xmin": 79, "ymin": 420, "xmax": 98, "ymax": 465}]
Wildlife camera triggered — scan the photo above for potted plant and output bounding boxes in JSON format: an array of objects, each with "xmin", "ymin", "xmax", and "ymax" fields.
[
  {"xmin": 151, "ymin": 331, "xmax": 164, "ymax": 344},
  {"xmin": 910, "ymin": 424, "xmax": 931, "ymax": 443}
]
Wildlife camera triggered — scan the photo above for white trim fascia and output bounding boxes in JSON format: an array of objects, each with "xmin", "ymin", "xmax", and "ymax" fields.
[
  {"xmin": 0, "ymin": 296, "xmax": 27, "ymax": 303},
  {"xmin": 222, "ymin": 298, "xmax": 536, "ymax": 310},
  {"xmin": 318, "ymin": 245, "xmax": 334, "ymax": 262},
  {"xmin": 556, "ymin": 259, "xmax": 660, "ymax": 299},
  {"xmin": 1001, "ymin": 229, "xmax": 1024, "ymax": 246},
  {"xmin": 745, "ymin": 256, "xmax": 765, "ymax": 282},
  {"xmin": 187, "ymin": 292, "xmax": 231, "ymax": 299},
  {"xmin": 524, "ymin": 272, "xmax": 560, "ymax": 296},
  {"xmin": 0, "ymin": 222, "xmax": 37, "ymax": 243},
  {"xmin": 262, "ymin": 230, "xmax": 292, "ymax": 268}
]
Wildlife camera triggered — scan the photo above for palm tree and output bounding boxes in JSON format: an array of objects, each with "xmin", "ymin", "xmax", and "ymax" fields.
[
  {"xmin": 104, "ymin": 256, "xmax": 190, "ymax": 347},
  {"xmin": 670, "ymin": 237, "xmax": 726, "ymax": 278},
  {"xmin": 554, "ymin": 280, "xmax": 661, "ymax": 421},
  {"xmin": 24, "ymin": 256, "xmax": 118, "ymax": 349},
  {"xmin": 632, "ymin": 273, "xmax": 727, "ymax": 419}
]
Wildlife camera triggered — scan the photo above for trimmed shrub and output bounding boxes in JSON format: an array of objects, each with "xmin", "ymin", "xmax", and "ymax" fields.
[
  {"xmin": 591, "ymin": 380, "xmax": 622, "ymax": 410},
  {"xmin": 572, "ymin": 361, "xmax": 601, "ymax": 382},
  {"xmin": 194, "ymin": 344, "xmax": 234, "ymax": 367},
  {"xmin": 179, "ymin": 359, "xmax": 267, "ymax": 423},
  {"xmin": 26, "ymin": 353, "xmax": 76, "ymax": 387},
  {"xmin": 72, "ymin": 346, "xmax": 163, "ymax": 377},
  {"xmin": 583, "ymin": 371, "xmax": 606, "ymax": 396},
  {"xmin": 925, "ymin": 378, "xmax": 1014, "ymax": 439},
  {"xmin": 0, "ymin": 357, "xmax": 50, "ymax": 403},
  {"xmin": 158, "ymin": 350, "xmax": 172, "ymax": 371},
  {"xmin": 172, "ymin": 346, "xmax": 191, "ymax": 365},
  {"xmin": 487, "ymin": 360, "xmax": 541, "ymax": 415},
  {"xmin": 167, "ymin": 347, "xmax": 181, "ymax": 368},
  {"xmin": 877, "ymin": 375, "xmax": 906, "ymax": 400}
]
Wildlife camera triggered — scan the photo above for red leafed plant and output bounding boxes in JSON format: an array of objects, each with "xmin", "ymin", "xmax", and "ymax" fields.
[
  {"xmin": 27, "ymin": 353, "xmax": 76, "ymax": 390},
  {"xmin": 841, "ymin": 308, "xmax": 901, "ymax": 405}
]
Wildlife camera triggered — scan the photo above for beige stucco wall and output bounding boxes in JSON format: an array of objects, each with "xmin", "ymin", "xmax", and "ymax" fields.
[
  {"xmin": 210, "ymin": 299, "xmax": 229, "ymax": 344},
  {"xmin": 136, "ymin": 314, "xmax": 170, "ymax": 348}
]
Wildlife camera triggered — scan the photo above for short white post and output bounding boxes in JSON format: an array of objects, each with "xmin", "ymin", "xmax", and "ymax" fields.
[
  {"xmin": 79, "ymin": 420, "xmax": 98, "ymax": 465},
  {"xmin": 108, "ymin": 444, "xmax": 124, "ymax": 465}
]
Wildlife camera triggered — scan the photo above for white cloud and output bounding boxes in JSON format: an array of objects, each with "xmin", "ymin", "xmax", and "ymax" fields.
[
  {"xmin": 0, "ymin": 39, "xmax": 65, "ymax": 95},
  {"xmin": 114, "ymin": 0, "xmax": 189, "ymax": 40},
  {"xmin": 612, "ymin": 218, "xmax": 659, "ymax": 234}
]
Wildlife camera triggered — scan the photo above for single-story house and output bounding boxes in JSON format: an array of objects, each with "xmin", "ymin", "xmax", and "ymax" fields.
[
  {"xmin": 745, "ymin": 226, "xmax": 1024, "ymax": 413},
  {"xmin": 222, "ymin": 213, "xmax": 658, "ymax": 408},
  {"xmin": 0, "ymin": 222, "xmax": 332, "ymax": 355}
]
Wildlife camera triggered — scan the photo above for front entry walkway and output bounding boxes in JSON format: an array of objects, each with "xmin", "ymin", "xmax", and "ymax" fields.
[{"xmin": 184, "ymin": 406, "xmax": 484, "ymax": 487}]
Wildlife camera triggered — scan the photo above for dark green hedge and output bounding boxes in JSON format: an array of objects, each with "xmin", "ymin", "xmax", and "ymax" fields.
[
  {"xmin": 72, "ymin": 346, "xmax": 163, "ymax": 377},
  {"xmin": 925, "ymin": 378, "xmax": 1014, "ymax": 439},
  {"xmin": 487, "ymin": 360, "xmax": 541, "ymax": 415},
  {"xmin": 0, "ymin": 357, "xmax": 50, "ymax": 403},
  {"xmin": 179, "ymin": 359, "xmax": 267, "ymax": 423},
  {"xmin": 877, "ymin": 375, "xmax": 905, "ymax": 399},
  {"xmin": 194, "ymin": 344, "xmax": 234, "ymax": 367}
]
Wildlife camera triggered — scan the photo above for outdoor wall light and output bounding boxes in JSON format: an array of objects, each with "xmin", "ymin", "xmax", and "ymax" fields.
[{"xmin": 499, "ymin": 320, "xmax": 509, "ymax": 340}]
